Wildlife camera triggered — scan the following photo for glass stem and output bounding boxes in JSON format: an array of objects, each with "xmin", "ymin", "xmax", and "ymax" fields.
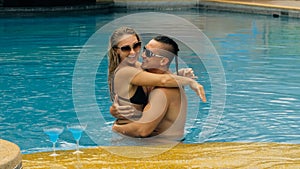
[
  {"xmin": 76, "ymin": 140, "xmax": 79, "ymax": 151},
  {"xmin": 52, "ymin": 142, "xmax": 56, "ymax": 154}
]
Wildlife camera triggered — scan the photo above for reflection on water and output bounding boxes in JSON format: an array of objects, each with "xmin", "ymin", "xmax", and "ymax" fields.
[{"xmin": 0, "ymin": 9, "xmax": 300, "ymax": 154}]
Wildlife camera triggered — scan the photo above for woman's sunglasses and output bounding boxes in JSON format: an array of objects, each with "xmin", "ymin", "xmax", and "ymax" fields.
[
  {"xmin": 143, "ymin": 47, "xmax": 165, "ymax": 58},
  {"xmin": 116, "ymin": 41, "xmax": 142, "ymax": 52}
]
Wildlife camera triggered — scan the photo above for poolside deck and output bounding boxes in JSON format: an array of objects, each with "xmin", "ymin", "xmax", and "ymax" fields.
[
  {"xmin": 206, "ymin": 0, "xmax": 300, "ymax": 10},
  {"xmin": 0, "ymin": 139, "xmax": 22, "ymax": 169},
  {"xmin": 22, "ymin": 142, "xmax": 300, "ymax": 168},
  {"xmin": 201, "ymin": 0, "xmax": 300, "ymax": 18}
]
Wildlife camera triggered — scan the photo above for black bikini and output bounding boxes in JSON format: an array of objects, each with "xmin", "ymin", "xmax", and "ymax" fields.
[
  {"xmin": 111, "ymin": 71, "xmax": 148, "ymax": 106},
  {"xmin": 128, "ymin": 86, "xmax": 148, "ymax": 105}
]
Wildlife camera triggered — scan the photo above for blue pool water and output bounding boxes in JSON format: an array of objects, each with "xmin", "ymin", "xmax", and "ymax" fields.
[{"xmin": 0, "ymin": 9, "xmax": 300, "ymax": 154}]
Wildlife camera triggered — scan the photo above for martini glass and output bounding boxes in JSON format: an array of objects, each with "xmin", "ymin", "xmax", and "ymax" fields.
[
  {"xmin": 67, "ymin": 123, "xmax": 87, "ymax": 154},
  {"xmin": 43, "ymin": 126, "xmax": 64, "ymax": 156}
]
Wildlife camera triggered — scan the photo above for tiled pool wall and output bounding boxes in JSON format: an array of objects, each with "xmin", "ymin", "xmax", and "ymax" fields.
[
  {"xmin": 1, "ymin": 0, "xmax": 300, "ymax": 18},
  {"xmin": 0, "ymin": 1, "xmax": 114, "ymax": 15},
  {"xmin": 113, "ymin": 0, "xmax": 199, "ymax": 9},
  {"xmin": 0, "ymin": 0, "xmax": 96, "ymax": 7}
]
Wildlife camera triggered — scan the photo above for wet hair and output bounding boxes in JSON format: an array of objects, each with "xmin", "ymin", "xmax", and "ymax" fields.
[
  {"xmin": 153, "ymin": 35, "xmax": 179, "ymax": 55},
  {"xmin": 108, "ymin": 27, "xmax": 141, "ymax": 100},
  {"xmin": 153, "ymin": 35, "xmax": 179, "ymax": 74}
]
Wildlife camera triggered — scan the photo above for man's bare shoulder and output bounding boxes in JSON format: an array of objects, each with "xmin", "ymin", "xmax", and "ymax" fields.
[{"xmin": 151, "ymin": 87, "xmax": 181, "ymax": 99}]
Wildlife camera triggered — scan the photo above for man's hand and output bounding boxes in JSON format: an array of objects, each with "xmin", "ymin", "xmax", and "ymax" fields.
[
  {"xmin": 110, "ymin": 95, "xmax": 142, "ymax": 120},
  {"xmin": 178, "ymin": 68, "xmax": 198, "ymax": 79}
]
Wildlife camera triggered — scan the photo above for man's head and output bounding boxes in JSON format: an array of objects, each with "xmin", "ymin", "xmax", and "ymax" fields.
[{"xmin": 141, "ymin": 36, "xmax": 179, "ymax": 74}]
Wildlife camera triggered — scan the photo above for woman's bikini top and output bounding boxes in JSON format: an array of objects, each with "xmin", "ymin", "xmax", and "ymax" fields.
[{"xmin": 111, "ymin": 68, "xmax": 148, "ymax": 106}]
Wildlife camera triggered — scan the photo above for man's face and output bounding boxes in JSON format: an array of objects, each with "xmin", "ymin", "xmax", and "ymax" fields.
[{"xmin": 141, "ymin": 39, "xmax": 166, "ymax": 71}]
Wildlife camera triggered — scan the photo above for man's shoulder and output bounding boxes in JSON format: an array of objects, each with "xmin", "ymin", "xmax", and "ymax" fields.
[
  {"xmin": 152, "ymin": 87, "xmax": 181, "ymax": 96},
  {"xmin": 153, "ymin": 87, "xmax": 180, "ymax": 91}
]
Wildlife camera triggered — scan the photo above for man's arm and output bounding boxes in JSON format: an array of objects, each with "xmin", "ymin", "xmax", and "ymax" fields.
[{"xmin": 112, "ymin": 89, "xmax": 168, "ymax": 137}]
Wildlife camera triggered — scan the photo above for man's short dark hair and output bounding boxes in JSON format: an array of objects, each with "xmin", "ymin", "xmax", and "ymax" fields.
[
  {"xmin": 153, "ymin": 35, "xmax": 179, "ymax": 56},
  {"xmin": 153, "ymin": 35, "xmax": 179, "ymax": 74}
]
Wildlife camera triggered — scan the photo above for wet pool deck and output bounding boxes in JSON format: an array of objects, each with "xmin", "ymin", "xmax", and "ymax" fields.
[{"xmin": 22, "ymin": 142, "xmax": 300, "ymax": 168}]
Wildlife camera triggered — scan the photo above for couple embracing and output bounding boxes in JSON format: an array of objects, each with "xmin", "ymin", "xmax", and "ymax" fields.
[{"xmin": 107, "ymin": 27, "xmax": 206, "ymax": 142}]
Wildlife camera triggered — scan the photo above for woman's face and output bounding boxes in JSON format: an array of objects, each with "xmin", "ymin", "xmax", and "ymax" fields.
[{"xmin": 116, "ymin": 34, "xmax": 141, "ymax": 65}]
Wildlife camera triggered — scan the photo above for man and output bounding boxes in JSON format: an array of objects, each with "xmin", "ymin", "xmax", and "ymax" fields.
[{"xmin": 112, "ymin": 36, "xmax": 192, "ymax": 141}]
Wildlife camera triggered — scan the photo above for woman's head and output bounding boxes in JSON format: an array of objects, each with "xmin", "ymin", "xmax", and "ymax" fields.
[
  {"xmin": 108, "ymin": 27, "xmax": 141, "ymax": 99},
  {"xmin": 108, "ymin": 27, "xmax": 141, "ymax": 73}
]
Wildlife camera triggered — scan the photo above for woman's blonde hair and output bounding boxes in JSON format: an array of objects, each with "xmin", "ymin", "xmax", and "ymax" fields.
[{"xmin": 108, "ymin": 26, "xmax": 141, "ymax": 100}]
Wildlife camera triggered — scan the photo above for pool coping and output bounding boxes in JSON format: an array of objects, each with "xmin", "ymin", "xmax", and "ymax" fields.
[
  {"xmin": 199, "ymin": 0, "xmax": 300, "ymax": 18},
  {"xmin": 0, "ymin": 1, "xmax": 300, "ymax": 18},
  {"xmin": 0, "ymin": 139, "xmax": 22, "ymax": 169},
  {"xmin": 22, "ymin": 142, "xmax": 300, "ymax": 168}
]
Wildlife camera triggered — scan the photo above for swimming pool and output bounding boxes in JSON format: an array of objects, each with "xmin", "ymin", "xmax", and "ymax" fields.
[{"xmin": 0, "ymin": 9, "xmax": 299, "ymax": 154}]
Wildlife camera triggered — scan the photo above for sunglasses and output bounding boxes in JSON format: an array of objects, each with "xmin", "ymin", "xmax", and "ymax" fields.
[
  {"xmin": 116, "ymin": 41, "xmax": 142, "ymax": 52},
  {"xmin": 143, "ymin": 47, "xmax": 165, "ymax": 58}
]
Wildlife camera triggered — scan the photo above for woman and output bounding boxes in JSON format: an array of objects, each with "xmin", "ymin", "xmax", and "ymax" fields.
[{"xmin": 108, "ymin": 27, "xmax": 206, "ymax": 124}]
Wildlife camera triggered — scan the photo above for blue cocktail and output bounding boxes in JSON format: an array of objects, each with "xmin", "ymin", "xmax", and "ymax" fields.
[
  {"xmin": 67, "ymin": 123, "xmax": 87, "ymax": 154},
  {"xmin": 43, "ymin": 126, "xmax": 64, "ymax": 156}
]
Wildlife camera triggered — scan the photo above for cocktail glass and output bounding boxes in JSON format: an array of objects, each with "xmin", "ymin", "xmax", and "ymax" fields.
[
  {"xmin": 43, "ymin": 126, "xmax": 64, "ymax": 156},
  {"xmin": 67, "ymin": 123, "xmax": 87, "ymax": 154}
]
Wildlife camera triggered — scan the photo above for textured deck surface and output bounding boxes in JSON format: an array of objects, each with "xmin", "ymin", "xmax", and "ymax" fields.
[
  {"xmin": 22, "ymin": 142, "xmax": 300, "ymax": 168},
  {"xmin": 0, "ymin": 139, "xmax": 22, "ymax": 169}
]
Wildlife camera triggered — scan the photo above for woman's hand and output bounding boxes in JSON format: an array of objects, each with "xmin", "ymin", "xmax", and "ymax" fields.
[
  {"xmin": 110, "ymin": 95, "xmax": 142, "ymax": 120},
  {"xmin": 189, "ymin": 81, "xmax": 207, "ymax": 102}
]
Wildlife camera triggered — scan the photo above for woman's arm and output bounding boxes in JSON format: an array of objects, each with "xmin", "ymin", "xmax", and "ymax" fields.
[{"xmin": 131, "ymin": 71, "xmax": 207, "ymax": 102}]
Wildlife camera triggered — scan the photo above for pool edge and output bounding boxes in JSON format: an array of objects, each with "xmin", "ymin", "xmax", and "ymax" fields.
[
  {"xmin": 0, "ymin": 139, "xmax": 22, "ymax": 169},
  {"xmin": 22, "ymin": 142, "xmax": 300, "ymax": 168},
  {"xmin": 199, "ymin": 0, "xmax": 300, "ymax": 18}
]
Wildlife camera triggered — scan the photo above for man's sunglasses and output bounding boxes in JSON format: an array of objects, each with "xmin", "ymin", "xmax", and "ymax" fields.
[
  {"xmin": 143, "ymin": 47, "xmax": 165, "ymax": 58},
  {"xmin": 116, "ymin": 41, "xmax": 142, "ymax": 52}
]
